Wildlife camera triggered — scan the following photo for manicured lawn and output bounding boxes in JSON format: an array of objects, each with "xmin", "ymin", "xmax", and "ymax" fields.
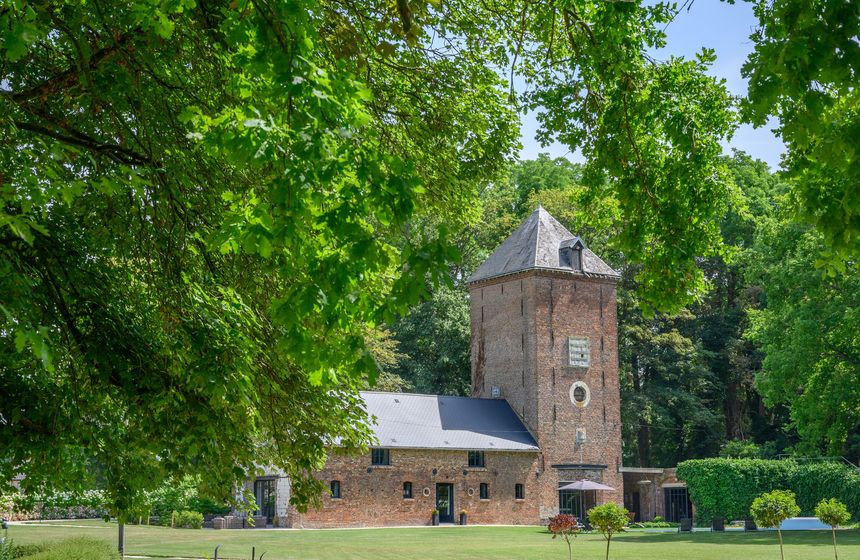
[{"xmin": 6, "ymin": 519, "xmax": 860, "ymax": 560}]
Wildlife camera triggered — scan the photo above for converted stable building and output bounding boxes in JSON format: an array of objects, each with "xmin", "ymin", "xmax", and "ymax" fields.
[{"xmin": 246, "ymin": 208, "xmax": 646, "ymax": 528}]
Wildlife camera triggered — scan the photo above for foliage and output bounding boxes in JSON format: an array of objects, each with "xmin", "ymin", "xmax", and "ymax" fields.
[
  {"xmin": 515, "ymin": 2, "xmax": 738, "ymax": 313},
  {"xmin": 10, "ymin": 544, "xmax": 48, "ymax": 560},
  {"xmin": 547, "ymin": 514, "xmax": 579, "ymax": 560},
  {"xmin": 587, "ymin": 503, "xmax": 629, "ymax": 560},
  {"xmin": 390, "ymin": 285, "xmax": 471, "ymax": 396},
  {"xmin": 3, "ymin": 491, "xmax": 106, "ymax": 521},
  {"xmin": 0, "ymin": 0, "xmax": 517, "ymax": 519},
  {"xmin": 746, "ymin": 207, "xmax": 860, "ymax": 458},
  {"xmin": 816, "ymin": 498, "xmax": 851, "ymax": 529},
  {"xmin": 11, "ymin": 538, "xmax": 117, "ymax": 560},
  {"xmin": 619, "ymin": 295, "xmax": 722, "ymax": 466},
  {"xmin": 677, "ymin": 459, "xmax": 860, "ymax": 525},
  {"xmin": 621, "ymin": 152, "xmax": 791, "ymax": 468},
  {"xmin": 630, "ymin": 519, "xmax": 677, "ymax": 529},
  {"xmin": 750, "ymin": 490, "xmax": 801, "ymax": 529},
  {"xmin": 146, "ymin": 477, "xmax": 227, "ymax": 522},
  {"xmin": 741, "ymin": 0, "xmax": 860, "ymax": 268},
  {"xmin": 817, "ymin": 497, "xmax": 852, "ymax": 560},
  {"xmin": 171, "ymin": 511, "xmax": 203, "ymax": 530},
  {"xmin": 750, "ymin": 490, "xmax": 800, "ymax": 560},
  {"xmin": 0, "ymin": 522, "xmax": 10, "ymax": 560},
  {"xmin": 720, "ymin": 440, "xmax": 764, "ymax": 460}
]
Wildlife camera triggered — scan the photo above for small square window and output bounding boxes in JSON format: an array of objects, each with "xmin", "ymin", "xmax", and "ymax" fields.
[
  {"xmin": 330, "ymin": 480, "xmax": 341, "ymax": 499},
  {"xmin": 568, "ymin": 337, "xmax": 590, "ymax": 367},
  {"xmin": 468, "ymin": 450, "xmax": 485, "ymax": 468},
  {"xmin": 515, "ymin": 483, "xmax": 524, "ymax": 500},
  {"xmin": 403, "ymin": 481, "xmax": 413, "ymax": 499},
  {"xmin": 371, "ymin": 448, "xmax": 390, "ymax": 465},
  {"xmin": 479, "ymin": 483, "xmax": 489, "ymax": 500}
]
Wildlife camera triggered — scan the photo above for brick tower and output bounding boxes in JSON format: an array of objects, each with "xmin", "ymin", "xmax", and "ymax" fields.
[{"xmin": 467, "ymin": 206, "xmax": 623, "ymax": 519}]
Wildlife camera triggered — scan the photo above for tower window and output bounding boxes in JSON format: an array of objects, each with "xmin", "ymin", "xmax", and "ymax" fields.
[
  {"xmin": 330, "ymin": 480, "xmax": 341, "ymax": 499},
  {"xmin": 568, "ymin": 337, "xmax": 590, "ymax": 367},
  {"xmin": 468, "ymin": 450, "xmax": 485, "ymax": 468},
  {"xmin": 480, "ymin": 483, "xmax": 489, "ymax": 500},
  {"xmin": 570, "ymin": 381, "xmax": 591, "ymax": 408},
  {"xmin": 515, "ymin": 484, "xmax": 525, "ymax": 500},
  {"xmin": 403, "ymin": 481, "xmax": 413, "ymax": 499},
  {"xmin": 371, "ymin": 448, "xmax": 390, "ymax": 465}
]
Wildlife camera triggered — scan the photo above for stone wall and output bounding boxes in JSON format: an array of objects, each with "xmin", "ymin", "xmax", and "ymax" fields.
[{"xmin": 288, "ymin": 449, "xmax": 541, "ymax": 528}]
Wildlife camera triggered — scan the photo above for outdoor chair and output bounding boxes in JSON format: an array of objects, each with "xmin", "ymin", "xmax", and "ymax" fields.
[
  {"xmin": 678, "ymin": 518, "xmax": 693, "ymax": 532},
  {"xmin": 711, "ymin": 517, "xmax": 725, "ymax": 532}
]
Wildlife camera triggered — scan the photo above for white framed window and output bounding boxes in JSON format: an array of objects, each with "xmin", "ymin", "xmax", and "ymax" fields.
[
  {"xmin": 570, "ymin": 382, "xmax": 591, "ymax": 408},
  {"xmin": 568, "ymin": 337, "xmax": 590, "ymax": 367}
]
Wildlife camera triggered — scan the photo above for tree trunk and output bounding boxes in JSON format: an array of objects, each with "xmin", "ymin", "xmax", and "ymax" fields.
[
  {"xmin": 631, "ymin": 353, "xmax": 651, "ymax": 467},
  {"xmin": 832, "ymin": 527, "xmax": 838, "ymax": 560},
  {"xmin": 778, "ymin": 528, "xmax": 784, "ymax": 560},
  {"xmin": 605, "ymin": 534, "xmax": 612, "ymax": 560}
]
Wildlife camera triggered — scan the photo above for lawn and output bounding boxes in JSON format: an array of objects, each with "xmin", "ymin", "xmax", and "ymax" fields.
[{"xmin": 6, "ymin": 520, "xmax": 860, "ymax": 560}]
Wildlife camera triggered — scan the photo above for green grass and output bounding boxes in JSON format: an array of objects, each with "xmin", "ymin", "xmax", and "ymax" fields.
[{"xmin": 6, "ymin": 519, "xmax": 860, "ymax": 560}]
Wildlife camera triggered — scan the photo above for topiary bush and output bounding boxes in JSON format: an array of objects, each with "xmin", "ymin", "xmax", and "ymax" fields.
[{"xmin": 677, "ymin": 459, "xmax": 860, "ymax": 525}]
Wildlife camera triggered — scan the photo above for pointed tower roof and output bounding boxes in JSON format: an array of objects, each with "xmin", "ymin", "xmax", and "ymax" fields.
[{"xmin": 467, "ymin": 207, "xmax": 619, "ymax": 284}]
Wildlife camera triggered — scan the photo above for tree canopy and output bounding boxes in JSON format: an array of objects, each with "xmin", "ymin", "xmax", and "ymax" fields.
[{"xmin": 2, "ymin": 0, "xmax": 859, "ymax": 518}]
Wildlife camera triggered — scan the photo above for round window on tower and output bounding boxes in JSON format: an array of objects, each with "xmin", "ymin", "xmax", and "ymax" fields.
[{"xmin": 569, "ymin": 381, "xmax": 591, "ymax": 408}]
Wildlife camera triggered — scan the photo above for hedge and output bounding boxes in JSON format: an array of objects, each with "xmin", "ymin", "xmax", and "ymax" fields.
[{"xmin": 676, "ymin": 458, "xmax": 860, "ymax": 525}]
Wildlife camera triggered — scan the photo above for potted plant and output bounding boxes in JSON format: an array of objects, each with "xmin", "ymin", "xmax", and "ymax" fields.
[
  {"xmin": 431, "ymin": 509, "xmax": 439, "ymax": 526},
  {"xmin": 459, "ymin": 509, "xmax": 468, "ymax": 525}
]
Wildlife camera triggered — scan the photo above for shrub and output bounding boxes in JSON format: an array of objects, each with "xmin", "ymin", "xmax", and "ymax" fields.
[
  {"xmin": 13, "ymin": 538, "xmax": 117, "ymax": 560},
  {"xmin": 3, "ymin": 491, "xmax": 107, "ymax": 521},
  {"xmin": 750, "ymin": 490, "xmax": 800, "ymax": 560},
  {"xmin": 630, "ymin": 520, "xmax": 677, "ymax": 528},
  {"xmin": 815, "ymin": 498, "xmax": 851, "ymax": 560},
  {"xmin": 677, "ymin": 458, "xmax": 860, "ymax": 524},
  {"xmin": 547, "ymin": 514, "xmax": 579, "ymax": 560},
  {"xmin": 720, "ymin": 440, "xmax": 763, "ymax": 459},
  {"xmin": 12, "ymin": 544, "xmax": 48, "ymax": 559},
  {"xmin": 172, "ymin": 510, "xmax": 204, "ymax": 529},
  {"xmin": 148, "ymin": 477, "xmax": 229, "ymax": 522},
  {"xmin": 588, "ymin": 503, "xmax": 629, "ymax": 560}
]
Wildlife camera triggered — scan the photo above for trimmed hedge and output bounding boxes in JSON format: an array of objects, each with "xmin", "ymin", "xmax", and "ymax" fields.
[
  {"xmin": 16, "ymin": 538, "xmax": 117, "ymax": 560},
  {"xmin": 676, "ymin": 459, "xmax": 860, "ymax": 525}
]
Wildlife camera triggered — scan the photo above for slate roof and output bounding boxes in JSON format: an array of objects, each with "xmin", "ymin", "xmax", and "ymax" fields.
[
  {"xmin": 360, "ymin": 391, "xmax": 539, "ymax": 452},
  {"xmin": 467, "ymin": 206, "xmax": 619, "ymax": 283}
]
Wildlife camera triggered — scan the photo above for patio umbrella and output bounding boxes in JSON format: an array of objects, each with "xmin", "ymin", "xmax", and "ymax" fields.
[{"xmin": 558, "ymin": 480, "xmax": 616, "ymax": 520}]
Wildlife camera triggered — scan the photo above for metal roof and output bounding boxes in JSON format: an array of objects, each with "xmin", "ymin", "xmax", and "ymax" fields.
[
  {"xmin": 360, "ymin": 391, "xmax": 539, "ymax": 452},
  {"xmin": 467, "ymin": 206, "xmax": 619, "ymax": 283}
]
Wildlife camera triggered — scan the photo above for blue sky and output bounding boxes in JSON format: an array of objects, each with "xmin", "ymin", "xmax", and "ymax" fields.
[{"xmin": 518, "ymin": 1, "xmax": 785, "ymax": 169}]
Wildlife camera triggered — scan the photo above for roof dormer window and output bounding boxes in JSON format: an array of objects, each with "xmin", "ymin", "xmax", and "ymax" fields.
[{"xmin": 559, "ymin": 238, "xmax": 585, "ymax": 272}]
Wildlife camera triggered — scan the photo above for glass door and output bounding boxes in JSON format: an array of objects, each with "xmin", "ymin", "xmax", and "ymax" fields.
[
  {"xmin": 254, "ymin": 478, "xmax": 276, "ymax": 524},
  {"xmin": 435, "ymin": 483, "xmax": 454, "ymax": 523}
]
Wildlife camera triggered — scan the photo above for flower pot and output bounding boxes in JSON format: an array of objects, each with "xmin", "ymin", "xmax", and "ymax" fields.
[
  {"xmin": 431, "ymin": 513, "xmax": 439, "ymax": 526},
  {"xmin": 459, "ymin": 513, "xmax": 467, "ymax": 525}
]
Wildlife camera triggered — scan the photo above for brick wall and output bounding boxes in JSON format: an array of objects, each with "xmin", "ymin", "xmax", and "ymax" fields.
[
  {"xmin": 289, "ymin": 449, "xmax": 540, "ymax": 528},
  {"xmin": 470, "ymin": 270, "xmax": 623, "ymax": 518}
]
